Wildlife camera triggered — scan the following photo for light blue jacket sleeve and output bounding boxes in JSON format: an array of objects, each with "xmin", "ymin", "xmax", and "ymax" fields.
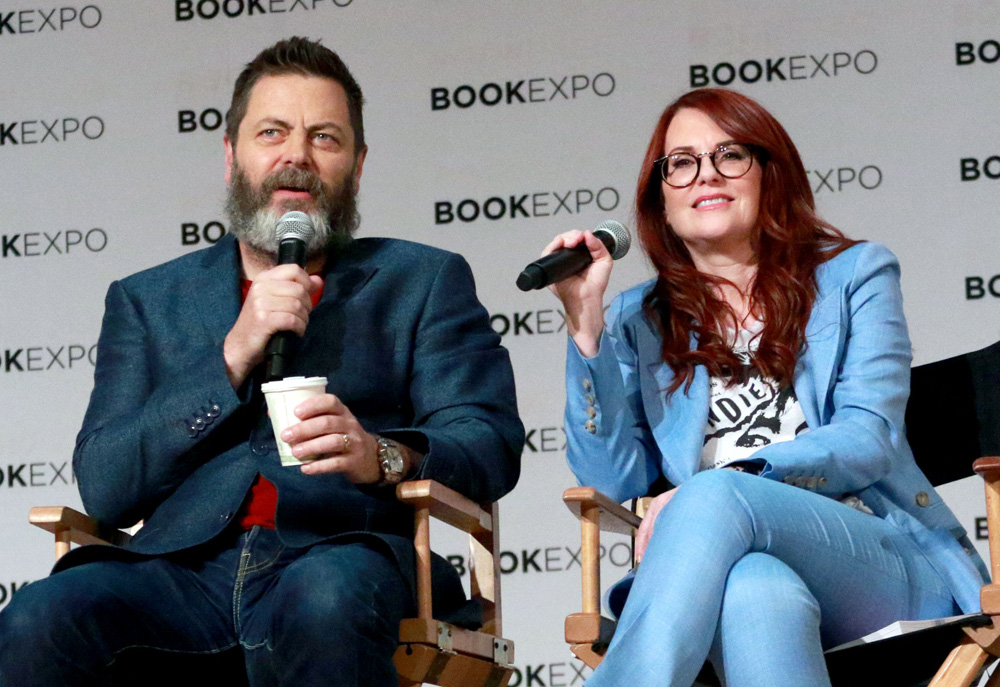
[{"xmin": 564, "ymin": 293, "xmax": 663, "ymax": 503}]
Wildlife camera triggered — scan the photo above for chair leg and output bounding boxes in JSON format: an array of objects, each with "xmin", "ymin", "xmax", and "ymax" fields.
[{"xmin": 929, "ymin": 637, "xmax": 991, "ymax": 687}]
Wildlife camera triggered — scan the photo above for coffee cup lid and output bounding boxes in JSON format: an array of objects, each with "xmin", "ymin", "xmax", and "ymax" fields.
[{"xmin": 261, "ymin": 376, "xmax": 328, "ymax": 393}]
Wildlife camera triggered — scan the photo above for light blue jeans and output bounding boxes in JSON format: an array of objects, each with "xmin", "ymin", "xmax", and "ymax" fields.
[{"xmin": 588, "ymin": 469, "xmax": 958, "ymax": 687}]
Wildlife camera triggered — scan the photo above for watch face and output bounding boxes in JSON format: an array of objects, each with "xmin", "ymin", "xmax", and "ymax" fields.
[{"xmin": 379, "ymin": 438, "xmax": 405, "ymax": 480}]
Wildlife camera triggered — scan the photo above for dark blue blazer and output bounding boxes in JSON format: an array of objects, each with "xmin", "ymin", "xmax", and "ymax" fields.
[{"xmin": 66, "ymin": 234, "xmax": 523, "ymax": 587}]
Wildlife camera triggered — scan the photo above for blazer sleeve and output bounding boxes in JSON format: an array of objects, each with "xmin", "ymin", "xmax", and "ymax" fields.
[
  {"xmin": 73, "ymin": 279, "xmax": 247, "ymax": 527},
  {"xmin": 399, "ymin": 253, "xmax": 524, "ymax": 504},
  {"xmin": 751, "ymin": 243, "xmax": 911, "ymax": 496},
  {"xmin": 564, "ymin": 294, "xmax": 662, "ymax": 503}
]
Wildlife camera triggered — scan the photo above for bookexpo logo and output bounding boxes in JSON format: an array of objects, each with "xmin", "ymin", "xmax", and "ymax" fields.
[
  {"xmin": 0, "ymin": 116, "xmax": 104, "ymax": 146},
  {"xmin": 0, "ymin": 461, "xmax": 75, "ymax": 487},
  {"xmin": 506, "ymin": 662, "xmax": 592, "ymax": 687},
  {"xmin": 807, "ymin": 165, "xmax": 882, "ymax": 194},
  {"xmin": 2, "ymin": 229, "xmax": 107, "ymax": 258},
  {"xmin": 178, "ymin": 108, "xmax": 225, "ymax": 134},
  {"xmin": 431, "ymin": 72, "xmax": 615, "ymax": 111},
  {"xmin": 690, "ymin": 49, "xmax": 877, "ymax": 87},
  {"xmin": 960, "ymin": 155, "xmax": 1000, "ymax": 182},
  {"xmin": 1, "ymin": 345, "xmax": 97, "ymax": 373},
  {"xmin": 176, "ymin": 0, "xmax": 351, "ymax": 20},
  {"xmin": 181, "ymin": 221, "xmax": 228, "ymax": 246},
  {"xmin": 447, "ymin": 541, "xmax": 632, "ymax": 577},
  {"xmin": 436, "ymin": 188, "xmax": 620, "ymax": 225},
  {"xmin": 965, "ymin": 274, "xmax": 1000, "ymax": 300},
  {"xmin": 0, "ymin": 5, "xmax": 102, "ymax": 34},
  {"xmin": 956, "ymin": 40, "xmax": 1000, "ymax": 66}
]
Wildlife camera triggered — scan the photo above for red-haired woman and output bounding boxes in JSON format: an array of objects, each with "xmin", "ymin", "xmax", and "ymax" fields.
[{"xmin": 546, "ymin": 88, "xmax": 986, "ymax": 686}]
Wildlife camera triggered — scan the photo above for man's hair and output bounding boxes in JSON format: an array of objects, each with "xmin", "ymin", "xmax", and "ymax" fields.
[{"xmin": 226, "ymin": 36, "xmax": 365, "ymax": 150}]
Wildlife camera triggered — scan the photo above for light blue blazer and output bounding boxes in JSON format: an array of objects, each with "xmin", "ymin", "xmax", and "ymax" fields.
[{"xmin": 565, "ymin": 242, "xmax": 988, "ymax": 613}]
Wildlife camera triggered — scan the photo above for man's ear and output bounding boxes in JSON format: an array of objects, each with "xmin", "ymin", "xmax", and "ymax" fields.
[
  {"xmin": 351, "ymin": 145, "xmax": 368, "ymax": 193},
  {"xmin": 224, "ymin": 135, "xmax": 234, "ymax": 185}
]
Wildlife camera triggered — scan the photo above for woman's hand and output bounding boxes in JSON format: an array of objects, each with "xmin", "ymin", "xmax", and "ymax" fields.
[
  {"xmin": 634, "ymin": 486, "xmax": 678, "ymax": 563},
  {"xmin": 543, "ymin": 230, "xmax": 613, "ymax": 357}
]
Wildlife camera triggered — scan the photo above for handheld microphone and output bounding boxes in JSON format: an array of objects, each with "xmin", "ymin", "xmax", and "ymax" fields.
[
  {"xmin": 264, "ymin": 211, "xmax": 316, "ymax": 382},
  {"xmin": 516, "ymin": 220, "xmax": 631, "ymax": 291}
]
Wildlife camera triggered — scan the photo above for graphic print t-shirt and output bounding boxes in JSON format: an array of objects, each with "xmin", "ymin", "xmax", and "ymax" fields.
[{"xmin": 699, "ymin": 325, "xmax": 809, "ymax": 472}]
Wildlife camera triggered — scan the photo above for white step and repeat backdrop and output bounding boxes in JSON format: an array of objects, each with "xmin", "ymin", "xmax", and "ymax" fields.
[{"xmin": 2, "ymin": 1, "xmax": 1000, "ymax": 683}]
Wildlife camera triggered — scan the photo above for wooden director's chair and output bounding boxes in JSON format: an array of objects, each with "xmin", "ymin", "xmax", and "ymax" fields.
[
  {"xmin": 564, "ymin": 341, "xmax": 1000, "ymax": 687},
  {"xmin": 31, "ymin": 479, "xmax": 514, "ymax": 687}
]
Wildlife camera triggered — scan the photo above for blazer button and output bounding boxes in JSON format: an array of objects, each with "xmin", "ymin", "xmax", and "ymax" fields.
[
  {"xmin": 817, "ymin": 477, "xmax": 828, "ymax": 487},
  {"xmin": 806, "ymin": 477, "xmax": 818, "ymax": 490},
  {"xmin": 582, "ymin": 379, "xmax": 592, "ymax": 391},
  {"xmin": 194, "ymin": 417, "xmax": 206, "ymax": 430},
  {"xmin": 206, "ymin": 403, "xmax": 221, "ymax": 418},
  {"xmin": 584, "ymin": 420, "xmax": 596, "ymax": 434},
  {"xmin": 783, "ymin": 476, "xmax": 795, "ymax": 485},
  {"xmin": 585, "ymin": 394, "xmax": 596, "ymax": 405},
  {"xmin": 187, "ymin": 424, "xmax": 199, "ymax": 438},
  {"xmin": 915, "ymin": 492, "xmax": 931, "ymax": 507},
  {"xmin": 586, "ymin": 406, "xmax": 597, "ymax": 419}
]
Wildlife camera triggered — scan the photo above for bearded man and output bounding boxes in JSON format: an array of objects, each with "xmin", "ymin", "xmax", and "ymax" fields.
[{"xmin": 0, "ymin": 37, "xmax": 523, "ymax": 687}]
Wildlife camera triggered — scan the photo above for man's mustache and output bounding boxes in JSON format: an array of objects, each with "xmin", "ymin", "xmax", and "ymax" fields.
[{"xmin": 261, "ymin": 167, "xmax": 327, "ymax": 198}]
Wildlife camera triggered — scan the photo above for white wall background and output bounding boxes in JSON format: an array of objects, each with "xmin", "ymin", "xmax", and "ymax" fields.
[{"xmin": 2, "ymin": 2, "xmax": 999, "ymax": 683}]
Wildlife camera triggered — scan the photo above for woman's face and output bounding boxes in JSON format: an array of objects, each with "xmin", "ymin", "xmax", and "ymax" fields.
[{"xmin": 660, "ymin": 108, "xmax": 762, "ymax": 263}]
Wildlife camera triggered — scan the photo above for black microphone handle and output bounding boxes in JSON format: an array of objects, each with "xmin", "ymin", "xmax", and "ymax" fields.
[
  {"xmin": 276, "ymin": 237, "xmax": 307, "ymax": 267},
  {"xmin": 264, "ymin": 238, "xmax": 308, "ymax": 381},
  {"xmin": 516, "ymin": 231, "xmax": 617, "ymax": 291}
]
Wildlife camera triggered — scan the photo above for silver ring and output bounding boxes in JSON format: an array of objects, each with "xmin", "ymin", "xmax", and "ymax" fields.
[{"xmin": 341, "ymin": 433, "xmax": 351, "ymax": 453}]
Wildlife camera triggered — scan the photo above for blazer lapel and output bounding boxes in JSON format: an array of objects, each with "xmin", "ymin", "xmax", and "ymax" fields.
[
  {"xmin": 795, "ymin": 285, "xmax": 848, "ymax": 427},
  {"xmin": 191, "ymin": 235, "xmax": 243, "ymax": 345}
]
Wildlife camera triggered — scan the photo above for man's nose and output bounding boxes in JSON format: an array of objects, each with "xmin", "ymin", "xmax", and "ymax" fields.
[{"xmin": 280, "ymin": 130, "xmax": 312, "ymax": 168}]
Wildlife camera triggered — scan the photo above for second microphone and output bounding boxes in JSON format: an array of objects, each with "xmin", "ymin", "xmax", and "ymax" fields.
[{"xmin": 516, "ymin": 220, "xmax": 631, "ymax": 291}]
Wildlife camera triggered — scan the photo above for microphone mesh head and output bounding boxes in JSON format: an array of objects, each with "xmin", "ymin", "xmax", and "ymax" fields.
[
  {"xmin": 275, "ymin": 211, "xmax": 315, "ymax": 243},
  {"xmin": 594, "ymin": 220, "xmax": 631, "ymax": 260}
]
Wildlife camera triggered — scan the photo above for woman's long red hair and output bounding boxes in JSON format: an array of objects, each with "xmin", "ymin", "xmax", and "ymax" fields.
[{"xmin": 635, "ymin": 88, "xmax": 857, "ymax": 393}]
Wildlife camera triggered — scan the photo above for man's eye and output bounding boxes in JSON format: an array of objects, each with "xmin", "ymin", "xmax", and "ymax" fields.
[{"xmin": 260, "ymin": 129, "xmax": 279, "ymax": 137}]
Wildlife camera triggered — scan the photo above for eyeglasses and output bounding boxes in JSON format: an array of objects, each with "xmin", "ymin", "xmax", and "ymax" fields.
[{"xmin": 653, "ymin": 143, "xmax": 757, "ymax": 188}]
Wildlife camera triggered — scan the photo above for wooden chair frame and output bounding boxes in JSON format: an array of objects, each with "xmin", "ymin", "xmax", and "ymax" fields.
[{"xmin": 30, "ymin": 479, "xmax": 514, "ymax": 687}]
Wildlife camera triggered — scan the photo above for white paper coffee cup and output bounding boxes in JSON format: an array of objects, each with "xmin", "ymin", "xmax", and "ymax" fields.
[{"xmin": 261, "ymin": 376, "xmax": 328, "ymax": 466}]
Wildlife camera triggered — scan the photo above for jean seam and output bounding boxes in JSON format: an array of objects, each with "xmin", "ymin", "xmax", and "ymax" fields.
[
  {"xmin": 233, "ymin": 529, "xmax": 257, "ymax": 634},
  {"xmin": 242, "ymin": 544, "xmax": 286, "ymax": 575}
]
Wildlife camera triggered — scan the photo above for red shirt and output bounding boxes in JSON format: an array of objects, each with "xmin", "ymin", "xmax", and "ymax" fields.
[{"xmin": 237, "ymin": 276, "xmax": 324, "ymax": 530}]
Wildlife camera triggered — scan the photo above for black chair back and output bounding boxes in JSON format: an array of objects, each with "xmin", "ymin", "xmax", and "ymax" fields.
[{"xmin": 905, "ymin": 340, "xmax": 1000, "ymax": 486}]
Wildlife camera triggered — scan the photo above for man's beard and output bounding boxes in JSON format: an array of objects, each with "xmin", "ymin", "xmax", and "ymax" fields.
[{"xmin": 225, "ymin": 161, "xmax": 360, "ymax": 259}]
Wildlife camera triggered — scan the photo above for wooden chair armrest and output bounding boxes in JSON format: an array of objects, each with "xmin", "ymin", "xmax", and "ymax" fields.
[
  {"xmin": 396, "ymin": 480, "xmax": 503, "ymax": 637},
  {"xmin": 562, "ymin": 486, "xmax": 642, "ymax": 534},
  {"xmin": 396, "ymin": 479, "xmax": 492, "ymax": 535},
  {"xmin": 29, "ymin": 506, "xmax": 133, "ymax": 561},
  {"xmin": 974, "ymin": 457, "xmax": 1000, "ymax": 480}
]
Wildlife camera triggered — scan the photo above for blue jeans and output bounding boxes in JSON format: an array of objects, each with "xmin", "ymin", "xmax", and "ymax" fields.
[
  {"xmin": 589, "ymin": 470, "xmax": 958, "ymax": 687},
  {"xmin": 0, "ymin": 526, "xmax": 414, "ymax": 687}
]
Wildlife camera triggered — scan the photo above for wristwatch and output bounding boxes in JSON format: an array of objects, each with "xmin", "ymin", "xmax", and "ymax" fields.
[{"xmin": 375, "ymin": 435, "xmax": 406, "ymax": 485}]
